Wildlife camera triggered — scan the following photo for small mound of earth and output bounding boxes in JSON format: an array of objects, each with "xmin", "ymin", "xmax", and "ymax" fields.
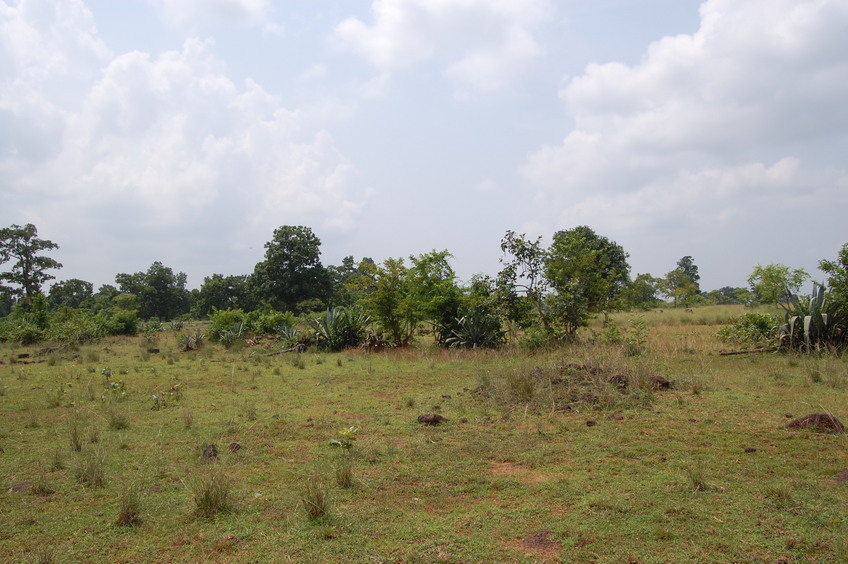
[
  {"xmin": 784, "ymin": 413, "xmax": 844, "ymax": 433},
  {"xmin": 518, "ymin": 529, "xmax": 562, "ymax": 561},
  {"xmin": 417, "ymin": 413, "xmax": 446, "ymax": 425},
  {"xmin": 833, "ymin": 469, "xmax": 848, "ymax": 483}
]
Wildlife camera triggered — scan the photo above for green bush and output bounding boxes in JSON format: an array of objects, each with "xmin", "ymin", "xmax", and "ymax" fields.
[
  {"xmin": 208, "ymin": 308, "xmax": 246, "ymax": 342},
  {"xmin": 717, "ymin": 312, "xmax": 778, "ymax": 347}
]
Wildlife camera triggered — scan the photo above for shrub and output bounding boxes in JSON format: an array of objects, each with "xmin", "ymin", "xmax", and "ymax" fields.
[{"xmin": 717, "ymin": 312, "xmax": 778, "ymax": 348}]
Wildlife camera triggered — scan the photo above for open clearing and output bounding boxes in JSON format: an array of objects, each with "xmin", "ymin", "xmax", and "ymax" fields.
[{"xmin": 1, "ymin": 311, "xmax": 847, "ymax": 563}]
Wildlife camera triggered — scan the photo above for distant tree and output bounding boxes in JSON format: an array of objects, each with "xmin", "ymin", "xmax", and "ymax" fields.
[
  {"xmin": 676, "ymin": 256, "xmax": 701, "ymax": 293},
  {"xmin": 622, "ymin": 273, "xmax": 662, "ymax": 310},
  {"xmin": 116, "ymin": 262, "xmax": 190, "ymax": 320},
  {"xmin": 747, "ymin": 264, "xmax": 809, "ymax": 307},
  {"xmin": 706, "ymin": 286, "xmax": 751, "ymax": 305},
  {"xmin": 47, "ymin": 279, "xmax": 94, "ymax": 310},
  {"xmin": 0, "ymin": 223, "xmax": 63, "ymax": 307},
  {"xmin": 663, "ymin": 256, "xmax": 701, "ymax": 306},
  {"xmin": 90, "ymin": 284, "xmax": 120, "ymax": 312},
  {"xmin": 546, "ymin": 226, "xmax": 630, "ymax": 340},
  {"xmin": 193, "ymin": 274, "xmax": 255, "ymax": 318},
  {"xmin": 408, "ymin": 250, "xmax": 462, "ymax": 345},
  {"xmin": 251, "ymin": 226, "xmax": 331, "ymax": 313},
  {"xmin": 819, "ymin": 243, "xmax": 848, "ymax": 324},
  {"xmin": 328, "ymin": 256, "xmax": 378, "ymax": 308}
]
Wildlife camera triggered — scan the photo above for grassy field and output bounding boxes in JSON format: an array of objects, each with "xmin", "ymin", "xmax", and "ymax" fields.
[{"xmin": 1, "ymin": 307, "xmax": 847, "ymax": 563}]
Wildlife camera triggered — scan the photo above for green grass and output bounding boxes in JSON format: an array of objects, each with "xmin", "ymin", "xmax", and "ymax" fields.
[{"xmin": 0, "ymin": 316, "xmax": 847, "ymax": 562}]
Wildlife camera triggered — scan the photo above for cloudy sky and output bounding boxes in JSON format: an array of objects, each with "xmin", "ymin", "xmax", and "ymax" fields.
[{"xmin": 2, "ymin": 0, "xmax": 847, "ymax": 293}]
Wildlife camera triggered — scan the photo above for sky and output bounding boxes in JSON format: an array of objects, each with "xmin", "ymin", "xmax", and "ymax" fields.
[{"xmin": 2, "ymin": 0, "xmax": 847, "ymax": 293}]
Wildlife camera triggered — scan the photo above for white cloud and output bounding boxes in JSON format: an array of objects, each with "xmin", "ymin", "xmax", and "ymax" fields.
[
  {"xmin": 1, "ymin": 6, "xmax": 369, "ymax": 285},
  {"xmin": 336, "ymin": 0, "xmax": 550, "ymax": 91},
  {"xmin": 148, "ymin": 0, "xmax": 270, "ymax": 27},
  {"xmin": 522, "ymin": 0, "xmax": 848, "ymax": 284}
]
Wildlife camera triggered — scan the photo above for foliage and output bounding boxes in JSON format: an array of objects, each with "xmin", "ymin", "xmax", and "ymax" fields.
[
  {"xmin": 115, "ymin": 262, "xmax": 191, "ymax": 320},
  {"xmin": 208, "ymin": 308, "xmax": 247, "ymax": 342},
  {"xmin": 408, "ymin": 250, "xmax": 463, "ymax": 345},
  {"xmin": 313, "ymin": 307, "xmax": 370, "ymax": 351},
  {"xmin": 496, "ymin": 230, "xmax": 549, "ymax": 329},
  {"xmin": 192, "ymin": 273, "xmax": 255, "ymax": 318},
  {"xmin": 780, "ymin": 283, "xmax": 841, "ymax": 351},
  {"xmin": 329, "ymin": 426, "xmax": 358, "ymax": 449},
  {"xmin": 748, "ymin": 264, "xmax": 809, "ymax": 306},
  {"xmin": 622, "ymin": 273, "xmax": 663, "ymax": 310},
  {"xmin": 819, "ymin": 242, "xmax": 848, "ymax": 331},
  {"xmin": 546, "ymin": 226, "xmax": 631, "ymax": 341},
  {"xmin": 704, "ymin": 286, "xmax": 751, "ymax": 305},
  {"xmin": 663, "ymin": 266, "xmax": 700, "ymax": 307},
  {"xmin": 47, "ymin": 278, "xmax": 93, "ymax": 310},
  {"xmin": 445, "ymin": 306, "xmax": 505, "ymax": 349},
  {"xmin": 717, "ymin": 312, "xmax": 779, "ymax": 347},
  {"xmin": 357, "ymin": 258, "xmax": 418, "ymax": 346},
  {"xmin": 251, "ymin": 225, "xmax": 331, "ymax": 313},
  {"xmin": 0, "ymin": 223, "xmax": 63, "ymax": 307}
]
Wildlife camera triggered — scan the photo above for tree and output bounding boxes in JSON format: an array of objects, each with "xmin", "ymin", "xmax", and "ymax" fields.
[
  {"xmin": 706, "ymin": 286, "xmax": 751, "ymax": 305},
  {"xmin": 676, "ymin": 256, "xmax": 701, "ymax": 293},
  {"xmin": 251, "ymin": 226, "xmax": 331, "ymax": 313},
  {"xmin": 0, "ymin": 224, "xmax": 63, "ymax": 307},
  {"xmin": 47, "ymin": 279, "xmax": 94, "ymax": 310},
  {"xmin": 408, "ymin": 250, "xmax": 462, "ymax": 345},
  {"xmin": 364, "ymin": 258, "xmax": 418, "ymax": 346},
  {"xmin": 116, "ymin": 262, "xmax": 190, "ymax": 320},
  {"xmin": 622, "ymin": 273, "xmax": 662, "ymax": 310},
  {"xmin": 496, "ymin": 230, "xmax": 549, "ymax": 328},
  {"xmin": 747, "ymin": 264, "xmax": 809, "ymax": 307},
  {"xmin": 819, "ymin": 243, "xmax": 848, "ymax": 326},
  {"xmin": 546, "ymin": 226, "xmax": 631, "ymax": 340},
  {"xmin": 663, "ymin": 256, "xmax": 701, "ymax": 306},
  {"xmin": 192, "ymin": 274, "xmax": 255, "ymax": 318}
]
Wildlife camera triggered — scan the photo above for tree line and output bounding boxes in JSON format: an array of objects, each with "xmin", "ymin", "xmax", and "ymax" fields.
[{"xmin": 1, "ymin": 223, "xmax": 846, "ymax": 350}]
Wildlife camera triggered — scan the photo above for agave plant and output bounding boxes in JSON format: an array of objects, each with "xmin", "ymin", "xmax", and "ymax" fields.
[
  {"xmin": 313, "ymin": 307, "xmax": 371, "ymax": 352},
  {"xmin": 445, "ymin": 307, "xmax": 505, "ymax": 349},
  {"xmin": 781, "ymin": 283, "xmax": 833, "ymax": 351}
]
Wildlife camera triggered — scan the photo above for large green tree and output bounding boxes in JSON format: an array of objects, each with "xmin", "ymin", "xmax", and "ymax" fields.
[
  {"xmin": 192, "ymin": 274, "xmax": 255, "ymax": 317},
  {"xmin": 0, "ymin": 224, "xmax": 63, "ymax": 307},
  {"xmin": 747, "ymin": 264, "xmax": 809, "ymax": 307},
  {"xmin": 819, "ymin": 243, "xmax": 848, "ymax": 326},
  {"xmin": 546, "ymin": 226, "xmax": 631, "ymax": 340},
  {"xmin": 251, "ymin": 226, "xmax": 331, "ymax": 313},
  {"xmin": 408, "ymin": 250, "xmax": 462, "ymax": 345},
  {"xmin": 47, "ymin": 278, "xmax": 94, "ymax": 310},
  {"xmin": 116, "ymin": 262, "xmax": 191, "ymax": 320},
  {"xmin": 359, "ymin": 257, "xmax": 417, "ymax": 346}
]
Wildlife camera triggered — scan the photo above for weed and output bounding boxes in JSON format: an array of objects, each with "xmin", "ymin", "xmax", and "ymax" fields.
[
  {"xmin": 190, "ymin": 470, "xmax": 234, "ymax": 519},
  {"xmin": 301, "ymin": 477, "xmax": 330, "ymax": 521},
  {"xmin": 33, "ymin": 545, "xmax": 57, "ymax": 564},
  {"xmin": 50, "ymin": 447, "xmax": 65, "ymax": 471},
  {"xmin": 32, "ymin": 472, "xmax": 56, "ymax": 496},
  {"xmin": 182, "ymin": 408, "xmax": 194, "ymax": 429},
  {"xmin": 115, "ymin": 484, "xmax": 143, "ymax": 527},
  {"xmin": 334, "ymin": 454, "xmax": 355, "ymax": 489},
  {"xmin": 68, "ymin": 415, "xmax": 84, "ymax": 452},
  {"xmin": 292, "ymin": 355, "xmax": 306, "ymax": 370},
  {"xmin": 25, "ymin": 408, "xmax": 40, "ymax": 429},
  {"xmin": 75, "ymin": 446, "xmax": 107, "ymax": 487},
  {"xmin": 685, "ymin": 461, "xmax": 709, "ymax": 492},
  {"xmin": 106, "ymin": 404, "xmax": 130, "ymax": 430}
]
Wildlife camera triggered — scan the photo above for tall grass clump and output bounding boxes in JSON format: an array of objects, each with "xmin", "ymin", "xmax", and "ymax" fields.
[
  {"xmin": 115, "ymin": 484, "xmax": 143, "ymax": 527},
  {"xmin": 190, "ymin": 470, "xmax": 235, "ymax": 519},
  {"xmin": 75, "ymin": 446, "xmax": 107, "ymax": 487},
  {"xmin": 301, "ymin": 477, "xmax": 330, "ymax": 521}
]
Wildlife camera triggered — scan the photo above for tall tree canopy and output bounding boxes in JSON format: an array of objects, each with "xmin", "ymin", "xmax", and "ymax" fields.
[
  {"xmin": 546, "ymin": 225, "xmax": 630, "ymax": 339},
  {"xmin": 116, "ymin": 262, "xmax": 190, "ymax": 320},
  {"xmin": 747, "ymin": 264, "xmax": 809, "ymax": 306},
  {"xmin": 251, "ymin": 226, "xmax": 331, "ymax": 313},
  {"xmin": 0, "ymin": 223, "xmax": 63, "ymax": 307}
]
